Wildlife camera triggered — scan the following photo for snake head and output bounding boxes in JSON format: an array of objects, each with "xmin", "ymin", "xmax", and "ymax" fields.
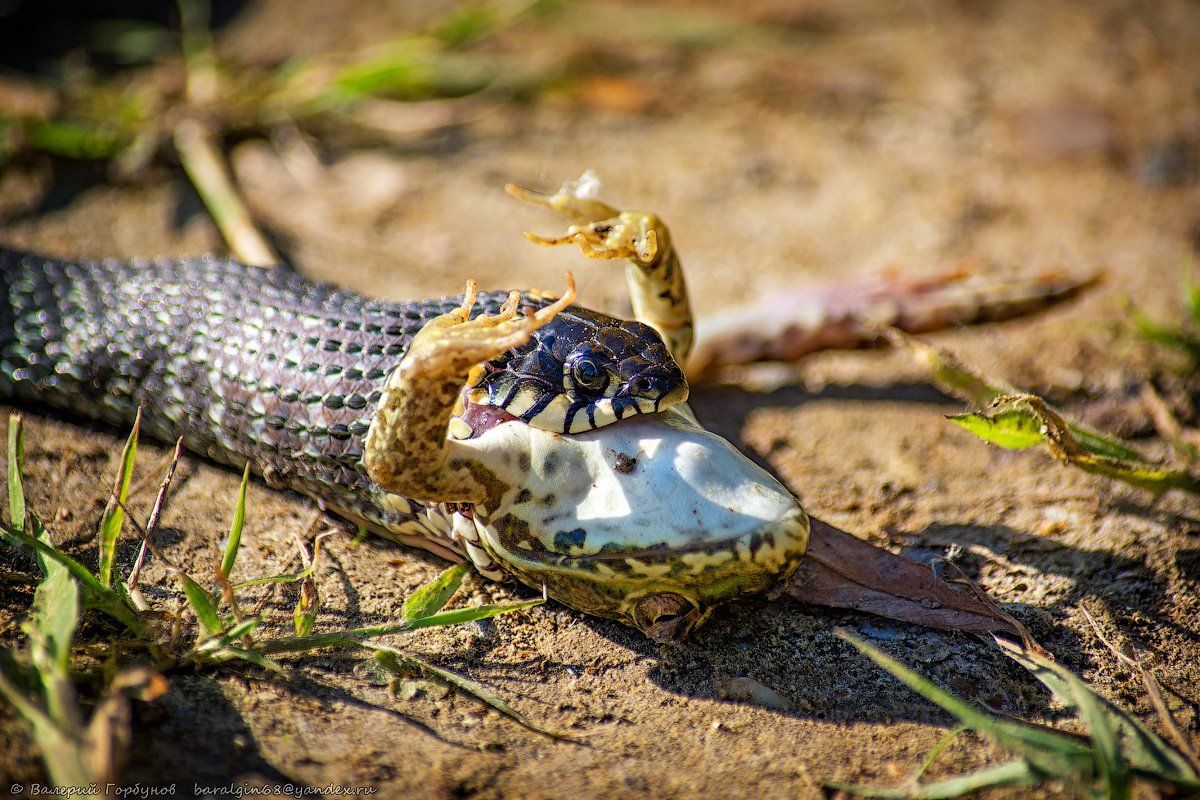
[
  {"xmin": 456, "ymin": 301, "xmax": 688, "ymax": 438},
  {"xmin": 456, "ymin": 406, "xmax": 810, "ymax": 640}
]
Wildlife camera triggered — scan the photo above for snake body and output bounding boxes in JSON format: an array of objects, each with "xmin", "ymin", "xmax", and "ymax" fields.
[{"xmin": 0, "ymin": 245, "xmax": 661, "ymax": 562}]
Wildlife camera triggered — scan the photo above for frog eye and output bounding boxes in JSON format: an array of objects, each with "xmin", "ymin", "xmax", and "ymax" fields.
[{"xmin": 570, "ymin": 355, "xmax": 607, "ymax": 393}]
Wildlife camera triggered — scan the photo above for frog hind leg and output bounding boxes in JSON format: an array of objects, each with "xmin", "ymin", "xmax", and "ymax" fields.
[{"xmin": 507, "ymin": 178, "xmax": 694, "ymax": 365}]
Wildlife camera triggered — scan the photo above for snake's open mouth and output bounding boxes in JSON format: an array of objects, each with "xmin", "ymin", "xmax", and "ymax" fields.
[
  {"xmin": 458, "ymin": 402, "xmax": 523, "ymax": 439},
  {"xmin": 445, "ymin": 300, "xmax": 690, "ymax": 440}
]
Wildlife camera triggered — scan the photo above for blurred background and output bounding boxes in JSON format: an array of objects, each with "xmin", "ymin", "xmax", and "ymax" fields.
[
  {"xmin": 2, "ymin": 0, "xmax": 1196, "ymax": 328},
  {"xmin": 2, "ymin": 2, "xmax": 1200, "ymax": 795}
]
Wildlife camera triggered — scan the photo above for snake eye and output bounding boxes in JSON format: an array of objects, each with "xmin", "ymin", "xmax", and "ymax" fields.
[{"xmin": 570, "ymin": 355, "xmax": 607, "ymax": 393}]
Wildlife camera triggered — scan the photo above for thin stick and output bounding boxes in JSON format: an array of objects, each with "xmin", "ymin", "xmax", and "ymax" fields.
[
  {"xmin": 174, "ymin": 118, "xmax": 279, "ymax": 266},
  {"xmin": 128, "ymin": 437, "xmax": 184, "ymax": 592},
  {"xmin": 249, "ymin": 507, "xmax": 323, "ymax": 616},
  {"xmin": 115, "ymin": 498, "xmax": 180, "ymax": 573},
  {"xmin": 1081, "ymin": 604, "xmax": 1200, "ymax": 772}
]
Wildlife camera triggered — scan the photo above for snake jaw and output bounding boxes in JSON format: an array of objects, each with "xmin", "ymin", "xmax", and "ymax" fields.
[{"xmin": 453, "ymin": 298, "xmax": 688, "ymax": 437}]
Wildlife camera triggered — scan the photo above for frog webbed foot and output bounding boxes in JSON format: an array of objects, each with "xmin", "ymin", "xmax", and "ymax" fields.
[
  {"xmin": 363, "ymin": 276, "xmax": 575, "ymax": 505},
  {"xmin": 506, "ymin": 181, "xmax": 660, "ymax": 265},
  {"xmin": 507, "ymin": 175, "xmax": 693, "ymax": 365}
]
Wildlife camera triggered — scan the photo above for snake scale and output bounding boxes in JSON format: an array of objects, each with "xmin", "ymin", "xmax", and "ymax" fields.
[{"xmin": 0, "ymin": 247, "xmax": 520, "ymax": 541}]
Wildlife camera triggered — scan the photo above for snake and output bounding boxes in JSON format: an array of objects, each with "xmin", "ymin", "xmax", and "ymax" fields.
[{"xmin": 0, "ymin": 175, "xmax": 811, "ymax": 641}]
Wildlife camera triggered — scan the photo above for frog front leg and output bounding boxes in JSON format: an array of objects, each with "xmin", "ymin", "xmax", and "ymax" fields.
[
  {"xmin": 506, "ymin": 178, "xmax": 694, "ymax": 366},
  {"xmin": 364, "ymin": 277, "xmax": 575, "ymax": 505}
]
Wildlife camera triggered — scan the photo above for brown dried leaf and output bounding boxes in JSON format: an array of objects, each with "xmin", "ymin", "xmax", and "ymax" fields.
[{"xmin": 783, "ymin": 519, "xmax": 1029, "ymax": 640}]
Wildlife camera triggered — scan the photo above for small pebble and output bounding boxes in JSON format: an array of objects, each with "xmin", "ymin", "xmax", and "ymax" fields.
[{"xmin": 717, "ymin": 676, "xmax": 792, "ymax": 711}]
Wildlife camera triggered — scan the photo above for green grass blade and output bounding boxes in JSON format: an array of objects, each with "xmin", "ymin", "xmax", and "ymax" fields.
[
  {"xmin": 3, "ymin": 518, "xmax": 147, "ymax": 636},
  {"xmin": 211, "ymin": 645, "xmax": 286, "ymax": 675},
  {"xmin": 913, "ymin": 724, "xmax": 967, "ymax": 781},
  {"xmin": 948, "ymin": 399, "xmax": 1142, "ymax": 462},
  {"xmin": 949, "ymin": 407, "xmax": 1149, "ymax": 462},
  {"xmin": 401, "ymin": 598, "xmax": 545, "ymax": 629},
  {"xmin": 22, "ymin": 529, "xmax": 82, "ymax": 731},
  {"xmin": 1130, "ymin": 305, "xmax": 1200, "ymax": 362},
  {"xmin": 949, "ymin": 395, "xmax": 1200, "ymax": 497},
  {"xmin": 220, "ymin": 616, "xmax": 262, "ymax": 643},
  {"xmin": 1068, "ymin": 667, "xmax": 1130, "ymax": 799},
  {"xmin": 293, "ymin": 576, "xmax": 318, "ymax": 637},
  {"xmin": 24, "ymin": 553, "xmax": 79, "ymax": 677},
  {"xmin": 194, "ymin": 616, "xmax": 263, "ymax": 654},
  {"xmin": 366, "ymin": 643, "xmax": 575, "ymax": 740},
  {"xmin": 830, "ymin": 760, "xmax": 1039, "ymax": 799},
  {"xmin": 837, "ymin": 631, "xmax": 1093, "ymax": 779},
  {"xmin": 4, "ymin": 521, "xmax": 114, "ymax": 597},
  {"xmin": 1186, "ymin": 281, "xmax": 1200, "ymax": 328},
  {"xmin": 948, "ymin": 407, "xmax": 1045, "ymax": 450},
  {"xmin": 996, "ymin": 637, "xmax": 1199, "ymax": 787},
  {"xmin": 402, "ymin": 562, "xmax": 470, "ymax": 621},
  {"xmin": 232, "ymin": 532, "xmax": 332, "ymax": 591},
  {"xmin": 889, "ymin": 330, "xmax": 1015, "ymax": 407},
  {"xmin": 98, "ymin": 412, "xmax": 140, "ymax": 588},
  {"xmin": 429, "ymin": 0, "xmax": 552, "ymax": 47},
  {"xmin": 898, "ymin": 331, "xmax": 1157, "ymax": 464},
  {"xmin": 233, "ymin": 570, "xmax": 314, "ymax": 589},
  {"xmin": 178, "ymin": 573, "xmax": 222, "ymax": 635},
  {"xmin": 7, "ymin": 413, "xmax": 25, "ymax": 537},
  {"xmin": 28, "ymin": 513, "xmax": 56, "ymax": 599},
  {"xmin": 23, "ymin": 119, "xmax": 127, "ymax": 160},
  {"xmin": 220, "ymin": 463, "xmax": 250, "ymax": 579},
  {"xmin": 0, "ymin": 660, "xmax": 92, "ymax": 787},
  {"xmin": 6, "ymin": 509, "xmax": 93, "ymax": 786},
  {"xmin": 1065, "ymin": 425, "xmax": 1146, "ymax": 463},
  {"xmin": 260, "ymin": 597, "xmax": 544, "ymax": 654},
  {"xmin": 431, "ymin": 6, "xmax": 500, "ymax": 46},
  {"xmin": 329, "ymin": 41, "xmax": 440, "ymax": 100}
]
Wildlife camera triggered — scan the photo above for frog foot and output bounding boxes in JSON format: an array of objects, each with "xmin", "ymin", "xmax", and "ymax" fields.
[
  {"xmin": 363, "ymin": 275, "xmax": 576, "ymax": 504},
  {"xmin": 507, "ymin": 182, "xmax": 662, "ymax": 265}
]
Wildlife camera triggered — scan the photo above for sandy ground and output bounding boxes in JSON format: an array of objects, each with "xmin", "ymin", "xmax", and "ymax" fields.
[{"xmin": 2, "ymin": 1, "xmax": 1199, "ymax": 797}]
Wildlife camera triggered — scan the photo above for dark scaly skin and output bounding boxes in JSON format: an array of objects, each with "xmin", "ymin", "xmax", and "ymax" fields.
[{"xmin": 0, "ymin": 246, "xmax": 662, "ymax": 561}]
